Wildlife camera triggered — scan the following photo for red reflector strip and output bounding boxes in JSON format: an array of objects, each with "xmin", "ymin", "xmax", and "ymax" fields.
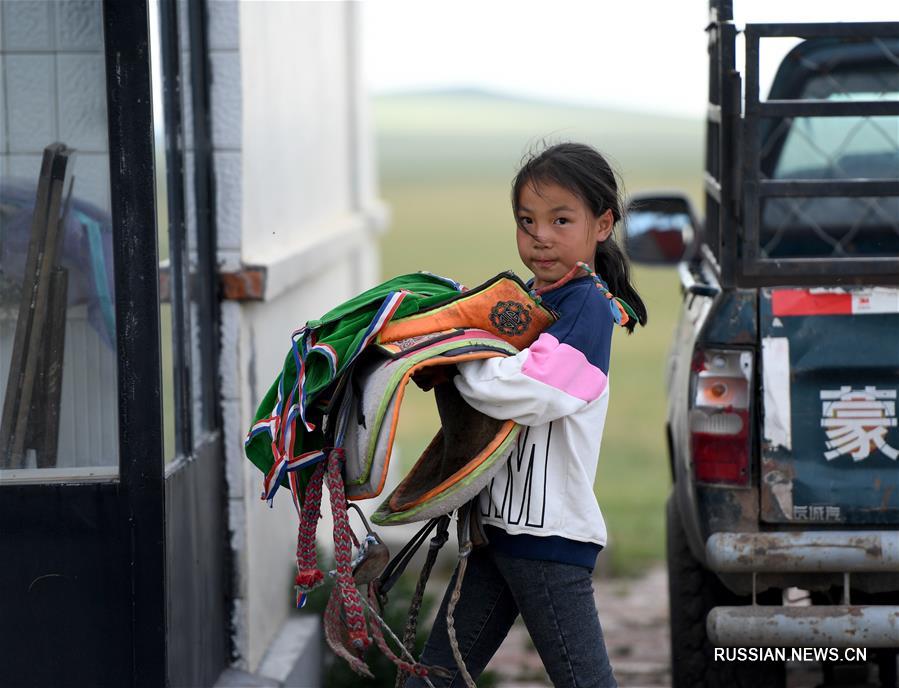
[
  {"xmin": 772, "ymin": 289, "xmax": 899, "ymax": 317},
  {"xmin": 772, "ymin": 290, "xmax": 852, "ymax": 317}
]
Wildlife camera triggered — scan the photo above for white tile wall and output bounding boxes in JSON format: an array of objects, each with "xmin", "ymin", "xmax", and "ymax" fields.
[
  {"xmin": 0, "ymin": 54, "xmax": 6, "ymax": 153},
  {"xmin": 56, "ymin": 53, "xmax": 108, "ymax": 152},
  {"xmin": 68, "ymin": 151, "xmax": 111, "ymax": 210},
  {"xmin": 214, "ymin": 150, "xmax": 241, "ymax": 251},
  {"xmin": 219, "ymin": 301, "xmax": 241, "ymax": 403},
  {"xmin": 1, "ymin": 0, "xmax": 110, "ymax": 207},
  {"xmin": 5, "ymin": 152, "xmax": 42, "ymax": 180},
  {"xmin": 222, "ymin": 398, "xmax": 245, "ymax": 501},
  {"xmin": 5, "ymin": 54, "xmax": 57, "ymax": 152},
  {"xmin": 55, "ymin": 0, "xmax": 103, "ymax": 52},
  {"xmin": 228, "ymin": 497, "xmax": 248, "ymax": 599},
  {"xmin": 208, "ymin": 1, "xmax": 250, "ymax": 659},
  {"xmin": 207, "ymin": 0, "xmax": 239, "ymax": 51},
  {"xmin": 217, "ymin": 248, "xmax": 241, "ymax": 273},
  {"xmin": 2, "ymin": 1, "xmax": 53, "ymax": 52},
  {"xmin": 210, "ymin": 51, "xmax": 241, "ymax": 151},
  {"xmin": 207, "ymin": 0, "xmax": 242, "ymax": 274}
]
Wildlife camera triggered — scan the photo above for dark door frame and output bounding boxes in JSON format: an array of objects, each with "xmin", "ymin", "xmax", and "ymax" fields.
[
  {"xmin": 0, "ymin": 0, "xmax": 226, "ymax": 686},
  {"xmin": 104, "ymin": 0, "xmax": 167, "ymax": 682},
  {"xmin": 0, "ymin": 0, "xmax": 161, "ymax": 685}
]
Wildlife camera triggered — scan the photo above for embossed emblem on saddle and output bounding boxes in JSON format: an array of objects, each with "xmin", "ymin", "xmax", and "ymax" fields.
[{"xmin": 489, "ymin": 299, "xmax": 533, "ymax": 336}]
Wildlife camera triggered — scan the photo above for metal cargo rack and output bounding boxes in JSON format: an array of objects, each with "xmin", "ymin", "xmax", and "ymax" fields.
[{"xmin": 704, "ymin": 0, "xmax": 899, "ymax": 287}]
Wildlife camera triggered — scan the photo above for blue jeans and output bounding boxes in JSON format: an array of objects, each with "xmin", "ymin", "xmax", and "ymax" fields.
[{"xmin": 405, "ymin": 547, "xmax": 618, "ymax": 688}]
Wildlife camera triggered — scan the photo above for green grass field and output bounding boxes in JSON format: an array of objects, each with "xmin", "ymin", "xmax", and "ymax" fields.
[{"xmin": 373, "ymin": 90, "xmax": 702, "ymax": 576}]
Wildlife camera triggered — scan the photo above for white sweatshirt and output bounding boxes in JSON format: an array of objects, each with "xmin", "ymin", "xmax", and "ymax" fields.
[{"xmin": 453, "ymin": 274, "xmax": 615, "ymax": 567}]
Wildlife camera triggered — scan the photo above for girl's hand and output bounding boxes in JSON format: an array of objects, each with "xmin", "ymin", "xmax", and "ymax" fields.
[{"xmin": 411, "ymin": 365, "xmax": 456, "ymax": 391}]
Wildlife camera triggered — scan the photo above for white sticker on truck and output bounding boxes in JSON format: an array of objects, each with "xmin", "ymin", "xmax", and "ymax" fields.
[
  {"xmin": 852, "ymin": 289, "xmax": 899, "ymax": 315},
  {"xmin": 762, "ymin": 337, "xmax": 792, "ymax": 451}
]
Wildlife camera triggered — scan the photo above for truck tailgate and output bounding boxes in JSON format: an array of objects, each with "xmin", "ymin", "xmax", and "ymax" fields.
[{"xmin": 759, "ymin": 287, "xmax": 899, "ymax": 524}]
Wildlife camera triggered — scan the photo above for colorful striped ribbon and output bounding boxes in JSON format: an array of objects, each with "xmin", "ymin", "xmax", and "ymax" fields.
[{"xmin": 246, "ymin": 290, "xmax": 411, "ymax": 505}]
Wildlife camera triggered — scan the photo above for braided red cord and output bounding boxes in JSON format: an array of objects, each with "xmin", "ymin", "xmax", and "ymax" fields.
[
  {"xmin": 325, "ymin": 448, "xmax": 371, "ymax": 650},
  {"xmin": 287, "ymin": 448, "xmax": 382, "ymax": 671},
  {"xmin": 324, "ymin": 583, "xmax": 373, "ymax": 677},
  {"xmin": 294, "ymin": 461, "xmax": 326, "ymax": 594}
]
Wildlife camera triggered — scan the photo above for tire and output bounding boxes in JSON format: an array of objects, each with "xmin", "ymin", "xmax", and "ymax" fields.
[{"xmin": 666, "ymin": 494, "xmax": 785, "ymax": 688}]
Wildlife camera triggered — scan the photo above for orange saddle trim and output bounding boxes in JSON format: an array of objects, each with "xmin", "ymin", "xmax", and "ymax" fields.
[{"xmin": 378, "ymin": 273, "xmax": 555, "ymax": 350}]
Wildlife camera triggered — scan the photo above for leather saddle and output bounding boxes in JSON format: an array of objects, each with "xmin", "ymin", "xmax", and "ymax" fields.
[{"xmin": 334, "ymin": 272, "xmax": 555, "ymax": 525}]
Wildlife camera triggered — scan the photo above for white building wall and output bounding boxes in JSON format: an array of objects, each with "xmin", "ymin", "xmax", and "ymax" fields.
[{"xmin": 209, "ymin": 0, "xmax": 386, "ymax": 672}]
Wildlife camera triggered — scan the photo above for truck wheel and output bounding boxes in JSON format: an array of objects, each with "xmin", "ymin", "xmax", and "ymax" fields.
[{"xmin": 666, "ymin": 495, "xmax": 785, "ymax": 688}]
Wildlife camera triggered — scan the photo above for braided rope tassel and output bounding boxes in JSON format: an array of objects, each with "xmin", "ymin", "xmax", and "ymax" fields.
[
  {"xmin": 294, "ymin": 461, "xmax": 326, "ymax": 606},
  {"xmin": 325, "ymin": 448, "xmax": 371, "ymax": 650},
  {"xmin": 366, "ymin": 585, "xmax": 431, "ymax": 680},
  {"xmin": 446, "ymin": 555, "xmax": 477, "ymax": 688},
  {"xmin": 324, "ymin": 583, "xmax": 373, "ymax": 678},
  {"xmin": 575, "ymin": 261, "xmax": 636, "ymax": 327}
]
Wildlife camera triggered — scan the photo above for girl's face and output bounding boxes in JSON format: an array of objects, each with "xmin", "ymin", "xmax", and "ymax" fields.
[{"xmin": 515, "ymin": 181, "xmax": 614, "ymax": 290}]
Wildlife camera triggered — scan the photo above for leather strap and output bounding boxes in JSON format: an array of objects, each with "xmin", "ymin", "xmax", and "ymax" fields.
[{"xmin": 376, "ymin": 515, "xmax": 450, "ymax": 599}]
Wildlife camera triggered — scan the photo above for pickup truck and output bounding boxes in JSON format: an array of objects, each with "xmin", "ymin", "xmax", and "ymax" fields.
[{"xmin": 625, "ymin": 2, "xmax": 899, "ymax": 686}]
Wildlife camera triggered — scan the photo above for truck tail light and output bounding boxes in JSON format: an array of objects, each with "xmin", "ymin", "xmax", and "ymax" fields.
[{"xmin": 689, "ymin": 348, "xmax": 753, "ymax": 486}]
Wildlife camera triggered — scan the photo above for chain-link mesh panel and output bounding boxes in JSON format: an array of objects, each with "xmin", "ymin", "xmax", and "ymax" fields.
[
  {"xmin": 762, "ymin": 196, "xmax": 899, "ymax": 258},
  {"xmin": 758, "ymin": 38, "xmax": 899, "ymax": 260}
]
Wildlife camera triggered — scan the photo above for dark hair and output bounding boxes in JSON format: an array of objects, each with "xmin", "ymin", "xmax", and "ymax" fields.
[{"xmin": 511, "ymin": 142, "xmax": 647, "ymax": 333}]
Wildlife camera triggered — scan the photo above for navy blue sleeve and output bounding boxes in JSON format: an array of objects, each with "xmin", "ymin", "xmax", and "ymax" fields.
[{"xmin": 543, "ymin": 283, "xmax": 615, "ymax": 375}]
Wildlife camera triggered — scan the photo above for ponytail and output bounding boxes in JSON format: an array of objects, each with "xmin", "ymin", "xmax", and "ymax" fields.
[{"xmin": 595, "ymin": 230, "xmax": 647, "ymax": 334}]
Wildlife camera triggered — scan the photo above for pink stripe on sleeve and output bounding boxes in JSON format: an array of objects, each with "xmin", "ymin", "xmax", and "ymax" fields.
[{"xmin": 521, "ymin": 333, "xmax": 608, "ymax": 402}]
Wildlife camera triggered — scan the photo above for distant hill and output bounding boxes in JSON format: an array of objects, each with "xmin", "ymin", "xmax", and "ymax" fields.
[
  {"xmin": 372, "ymin": 88, "xmax": 704, "ymax": 201},
  {"xmin": 373, "ymin": 86, "xmax": 659, "ymax": 112}
]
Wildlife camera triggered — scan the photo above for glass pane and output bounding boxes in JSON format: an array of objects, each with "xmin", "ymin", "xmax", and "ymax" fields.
[
  {"xmin": 0, "ymin": 0, "xmax": 118, "ymax": 478},
  {"xmin": 178, "ymin": 0, "xmax": 216, "ymax": 442},
  {"xmin": 761, "ymin": 49, "xmax": 899, "ymax": 183},
  {"xmin": 148, "ymin": 0, "xmax": 178, "ymax": 464}
]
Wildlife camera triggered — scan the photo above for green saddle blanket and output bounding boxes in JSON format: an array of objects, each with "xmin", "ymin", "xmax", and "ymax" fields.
[{"xmin": 245, "ymin": 272, "xmax": 466, "ymax": 503}]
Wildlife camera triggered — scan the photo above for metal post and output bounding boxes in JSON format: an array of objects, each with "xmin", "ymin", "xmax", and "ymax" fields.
[{"xmin": 103, "ymin": 0, "xmax": 166, "ymax": 684}]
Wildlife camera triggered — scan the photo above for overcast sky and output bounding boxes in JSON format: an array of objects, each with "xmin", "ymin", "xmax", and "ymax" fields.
[{"xmin": 361, "ymin": 0, "xmax": 897, "ymax": 117}]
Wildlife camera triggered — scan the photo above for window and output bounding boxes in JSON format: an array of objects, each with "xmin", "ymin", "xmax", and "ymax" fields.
[
  {"xmin": 0, "ymin": 0, "xmax": 118, "ymax": 477},
  {"xmin": 760, "ymin": 54, "xmax": 899, "ymax": 260}
]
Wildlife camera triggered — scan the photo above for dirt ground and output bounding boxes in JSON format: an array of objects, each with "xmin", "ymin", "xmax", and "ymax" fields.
[{"xmin": 482, "ymin": 565, "xmax": 870, "ymax": 688}]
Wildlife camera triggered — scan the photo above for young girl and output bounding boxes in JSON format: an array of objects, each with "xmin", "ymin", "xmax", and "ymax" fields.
[{"xmin": 406, "ymin": 142, "xmax": 647, "ymax": 688}]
